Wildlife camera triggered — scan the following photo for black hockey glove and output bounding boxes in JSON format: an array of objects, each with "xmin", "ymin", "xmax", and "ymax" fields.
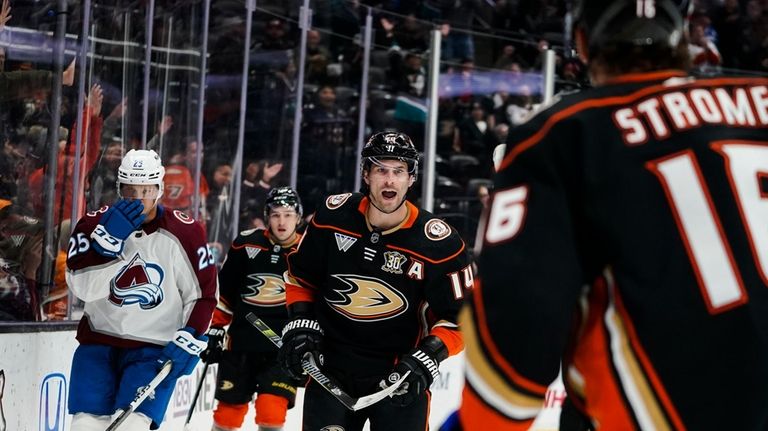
[
  {"xmin": 278, "ymin": 315, "xmax": 323, "ymax": 380},
  {"xmin": 380, "ymin": 335, "xmax": 448, "ymax": 406},
  {"xmin": 199, "ymin": 327, "xmax": 225, "ymax": 364}
]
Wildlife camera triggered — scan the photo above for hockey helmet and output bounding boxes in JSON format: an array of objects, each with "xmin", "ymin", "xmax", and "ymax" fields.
[
  {"xmin": 263, "ymin": 186, "xmax": 303, "ymax": 220},
  {"xmin": 573, "ymin": 0, "xmax": 691, "ymax": 51},
  {"xmin": 361, "ymin": 132, "xmax": 419, "ymax": 175},
  {"xmin": 116, "ymin": 149, "xmax": 165, "ymax": 201}
]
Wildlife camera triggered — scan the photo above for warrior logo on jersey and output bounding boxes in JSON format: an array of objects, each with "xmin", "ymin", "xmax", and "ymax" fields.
[
  {"xmin": 425, "ymin": 219, "xmax": 451, "ymax": 241},
  {"xmin": 381, "ymin": 251, "xmax": 407, "ymax": 274},
  {"xmin": 326, "ymin": 193, "xmax": 352, "ymax": 210},
  {"xmin": 241, "ymin": 273, "xmax": 286, "ymax": 307},
  {"xmin": 109, "ymin": 253, "xmax": 164, "ymax": 309},
  {"xmin": 326, "ymin": 274, "xmax": 408, "ymax": 321}
]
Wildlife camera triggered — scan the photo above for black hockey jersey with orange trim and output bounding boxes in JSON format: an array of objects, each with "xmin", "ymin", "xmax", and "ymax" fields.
[
  {"xmin": 460, "ymin": 71, "xmax": 768, "ymax": 431},
  {"xmin": 215, "ymin": 228, "xmax": 300, "ymax": 352},
  {"xmin": 286, "ymin": 193, "xmax": 472, "ymax": 380}
]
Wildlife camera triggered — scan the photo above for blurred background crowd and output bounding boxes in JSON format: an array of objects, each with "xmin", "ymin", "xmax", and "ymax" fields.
[{"xmin": 0, "ymin": 0, "xmax": 766, "ymax": 322}]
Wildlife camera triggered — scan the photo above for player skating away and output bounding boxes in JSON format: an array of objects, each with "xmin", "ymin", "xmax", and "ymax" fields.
[
  {"xmin": 459, "ymin": 0, "xmax": 768, "ymax": 430},
  {"xmin": 65, "ymin": 149, "xmax": 217, "ymax": 430},
  {"xmin": 278, "ymin": 132, "xmax": 474, "ymax": 430},
  {"xmin": 201, "ymin": 187, "xmax": 304, "ymax": 431}
]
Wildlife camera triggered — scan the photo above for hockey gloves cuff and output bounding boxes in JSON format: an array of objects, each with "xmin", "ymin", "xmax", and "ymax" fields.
[
  {"xmin": 278, "ymin": 318, "xmax": 323, "ymax": 380},
  {"xmin": 90, "ymin": 199, "xmax": 146, "ymax": 257},
  {"xmin": 380, "ymin": 335, "xmax": 448, "ymax": 406},
  {"xmin": 158, "ymin": 327, "xmax": 208, "ymax": 380},
  {"xmin": 200, "ymin": 327, "xmax": 226, "ymax": 364}
]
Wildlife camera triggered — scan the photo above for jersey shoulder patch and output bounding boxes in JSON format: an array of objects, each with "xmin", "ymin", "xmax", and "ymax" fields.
[
  {"xmin": 326, "ymin": 193, "xmax": 352, "ymax": 210},
  {"xmin": 172, "ymin": 209, "xmax": 196, "ymax": 225},
  {"xmin": 239, "ymin": 228, "xmax": 258, "ymax": 236},
  {"xmin": 424, "ymin": 218, "xmax": 452, "ymax": 241}
]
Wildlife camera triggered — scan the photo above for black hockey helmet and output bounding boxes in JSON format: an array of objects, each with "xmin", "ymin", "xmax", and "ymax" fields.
[
  {"xmin": 263, "ymin": 186, "xmax": 303, "ymax": 220},
  {"xmin": 573, "ymin": 0, "xmax": 691, "ymax": 51},
  {"xmin": 361, "ymin": 131, "xmax": 419, "ymax": 175}
]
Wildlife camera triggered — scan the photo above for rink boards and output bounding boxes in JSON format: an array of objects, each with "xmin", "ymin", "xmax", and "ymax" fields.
[{"xmin": 0, "ymin": 329, "xmax": 564, "ymax": 430}]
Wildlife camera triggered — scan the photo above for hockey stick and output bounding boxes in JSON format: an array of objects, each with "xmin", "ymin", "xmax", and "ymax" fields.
[
  {"xmin": 183, "ymin": 362, "xmax": 210, "ymax": 430},
  {"xmin": 106, "ymin": 360, "xmax": 172, "ymax": 431},
  {"xmin": 245, "ymin": 312, "xmax": 410, "ymax": 411}
]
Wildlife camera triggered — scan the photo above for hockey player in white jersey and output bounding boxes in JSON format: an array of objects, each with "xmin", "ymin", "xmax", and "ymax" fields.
[{"xmin": 65, "ymin": 149, "xmax": 218, "ymax": 430}]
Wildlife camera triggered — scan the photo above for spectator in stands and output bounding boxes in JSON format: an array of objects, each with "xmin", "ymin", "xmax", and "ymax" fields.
[
  {"xmin": 689, "ymin": 21, "xmax": 722, "ymax": 71},
  {"xmin": 393, "ymin": 51, "xmax": 427, "ymax": 98},
  {"xmin": 0, "ymin": 128, "xmax": 30, "ymax": 201},
  {"xmin": 494, "ymin": 44, "xmax": 530, "ymax": 70},
  {"xmin": 87, "ymin": 139, "xmax": 122, "ymax": 210},
  {"xmin": 240, "ymin": 160, "xmax": 284, "ymax": 229},
  {"xmin": 254, "ymin": 18, "xmax": 293, "ymax": 51},
  {"xmin": 453, "ymin": 101, "xmax": 496, "ymax": 177},
  {"xmin": 740, "ymin": 0, "xmax": 768, "ymax": 72},
  {"xmin": 0, "ymin": 204, "xmax": 44, "ymax": 321},
  {"xmin": 387, "ymin": 14, "xmax": 430, "ymax": 53},
  {"xmin": 305, "ymin": 29, "xmax": 331, "ymax": 85},
  {"xmin": 505, "ymin": 84, "xmax": 539, "ymax": 126},
  {"xmin": 433, "ymin": 0, "xmax": 483, "ymax": 61},
  {"xmin": 27, "ymin": 84, "xmax": 103, "ymax": 224},
  {"xmin": 162, "ymin": 137, "xmax": 210, "ymax": 219}
]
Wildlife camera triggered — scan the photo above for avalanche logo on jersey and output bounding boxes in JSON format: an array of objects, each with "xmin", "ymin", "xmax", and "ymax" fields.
[
  {"xmin": 108, "ymin": 253, "xmax": 165, "ymax": 309},
  {"xmin": 241, "ymin": 273, "xmax": 286, "ymax": 306},
  {"xmin": 326, "ymin": 274, "xmax": 408, "ymax": 321},
  {"xmin": 381, "ymin": 251, "xmax": 407, "ymax": 275}
]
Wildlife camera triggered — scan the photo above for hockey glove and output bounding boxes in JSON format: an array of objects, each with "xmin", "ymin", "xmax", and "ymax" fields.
[
  {"xmin": 380, "ymin": 335, "xmax": 448, "ymax": 406},
  {"xmin": 157, "ymin": 327, "xmax": 208, "ymax": 380},
  {"xmin": 90, "ymin": 199, "xmax": 146, "ymax": 257},
  {"xmin": 199, "ymin": 327, "xmax": 226, "ymax": 364},
  {"xmin": 278, "ymin": 318, "xmax": 323, "ymax": 380}
]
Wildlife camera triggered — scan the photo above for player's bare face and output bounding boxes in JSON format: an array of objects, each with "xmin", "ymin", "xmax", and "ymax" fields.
[
  {"xmin": 268, "ymin": 206, "xmax": 300, "ymax": 245},
  {"xmin": 365, "ymin": 159, "xmax": 412, "ymax": 214},
  {"xmin": 119, "ymin": 184, "xmax": 160, "ymax": 219}
]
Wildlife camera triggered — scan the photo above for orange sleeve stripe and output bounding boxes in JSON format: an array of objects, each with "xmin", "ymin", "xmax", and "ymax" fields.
[
  {"xmin": 571, "ymin": 278, "xmax": 637, "ymax": 429},
  {"xmin": 387, "ymin": 241, "xmax": 466, "ymax": 265},
  {"xmin": 286, "ymin": 282, "xmax": 316, "ymax": 305},
  {"xmin": 310, "ymin": 218, "xmax": 363, "ymax": 238},
  {"xmin": 499, "ymin": 76, "xmax": 768, "ymax": 171},
  {"xmin": 472, "ymin": 280, "xmax": 549, "ymax": 394},
  {"xmin": 211, "ymin": 308, "xmax": 232, "ymax": 328},
  {"xmin": 430, "ymin": 325, "xmax": 464, "ymax": 356},
  {"xmin": 459, "ymin": 385, "xmax": 534, "ymax": 431},
  {"xmin": 614, "ymin": 288, "xmax": 687, "ymax": 430}
]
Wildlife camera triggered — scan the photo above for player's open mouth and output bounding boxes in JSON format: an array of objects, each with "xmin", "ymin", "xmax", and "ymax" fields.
[{"xmin": 382, "ymin": 191, "xmax": 397, "ymax": 200}]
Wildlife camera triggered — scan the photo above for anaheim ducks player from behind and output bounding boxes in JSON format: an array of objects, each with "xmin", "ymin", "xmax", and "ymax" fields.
[
  {"xmin": 278, "ymin": 132, "xmax": 474, "ymax": 430},
  {"xmin": 65, "ymin": 149, "xmax": 217, "ymax": 430},
  {"xmin": 201, "ymin": 187, "xmax": 304, "ymax": 431}
]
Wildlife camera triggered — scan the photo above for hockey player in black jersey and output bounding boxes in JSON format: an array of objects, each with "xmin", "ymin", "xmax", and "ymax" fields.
[
  {"xmin": 278, "ymin": 132, "xmax": 473, "ymax": 430},
  {"xmin": 200, "ymin": 187, "xmax": 304, "ymax": 431},
  {"xmin": 459, "ymin": 0, "xmax": 768, "ymax": 430}
]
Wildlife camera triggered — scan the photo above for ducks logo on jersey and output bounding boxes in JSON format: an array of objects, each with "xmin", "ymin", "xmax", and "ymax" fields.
[{"xmin": 326, "ymin": 274, "xmax": 408, "ymax": 321}]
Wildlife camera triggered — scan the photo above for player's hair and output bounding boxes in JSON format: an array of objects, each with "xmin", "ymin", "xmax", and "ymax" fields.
[{"xmin": 588, "ymin": 42, "xmax": 691, "ymax": 76}]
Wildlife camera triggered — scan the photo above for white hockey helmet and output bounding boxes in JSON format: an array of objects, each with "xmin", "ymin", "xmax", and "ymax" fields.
[{"xmin": 117, "ymin": 149, "xmax": 165, "ymax": 201}]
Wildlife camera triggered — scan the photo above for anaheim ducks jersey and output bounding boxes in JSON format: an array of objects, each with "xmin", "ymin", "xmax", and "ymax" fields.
[
  {"xmin": 286, "ymin": 193, "xmax": 472, "ymax": 379},
  {"xmin": 460, "ymin": 71, "xmax": 768, "ymax": 431},
  {"xmin": 212, "ymin": 228, "xmax": 300, "ymax": 352},
  {"xmin": 66, "ymin": 205, "xmax": 218, "ymax": 347}
]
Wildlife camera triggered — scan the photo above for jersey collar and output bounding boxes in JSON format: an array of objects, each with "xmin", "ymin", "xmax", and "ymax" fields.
[{"xmin": 358, "ymin": 196, "xmax": 419, "ymax": 234}]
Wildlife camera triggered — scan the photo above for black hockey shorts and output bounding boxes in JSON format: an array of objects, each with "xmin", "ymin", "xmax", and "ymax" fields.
[
  {"xmin": 302, "ymin": 374, "xmax": 429, "ymax": 431},
  {"xmin": 215, "ymin": 351, "xmax": 302, "ymax": 408}
]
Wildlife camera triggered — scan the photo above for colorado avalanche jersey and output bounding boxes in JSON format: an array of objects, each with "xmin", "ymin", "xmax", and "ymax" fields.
[
  {"xmin": 460, "ymin": 72, "xmax": 768, "ymax": 430},
  {"xmin": 212, "ymin": 228, "xmax": 300, "ymax": 352},
  {"xmin": 66, "ymin": 205, "xmax": 218, "ymax": 347},
  {"xmin": 286, "ymin": 193, "xmax": 473, "ymax": 379}
]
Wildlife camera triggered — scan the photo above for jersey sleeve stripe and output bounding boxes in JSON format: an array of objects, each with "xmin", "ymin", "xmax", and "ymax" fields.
[
  {"xmin": 498, "ymin": 76, "xmax": 768, "ymax": 171},
  {"xmin": 310, "ymin": 218, "xmax": 363, "ymax": 238},
  {"xmin": 610, "ymin": 273, "xmax": 687, "ymax": 431},
  {"xmin": 430, "ymin": 323, "xmax": 463, "ymax": 356},
  {"xmin": 460, "ymin": 384, "xmax": 535, "ymax": 431},
  {"xmin": 470, "ymin": 281, "xmax": 550, "ymax": 394},
  {"xmin": 229, "ymin": 243, "xmax": 269, "ymax": 250},
  {"xmin": 461, "ymin": 306, "xmax": 545, "ymax": 419},
  {"xmin": 386, "ymin": 241, "xmax": 466, "ymax": 265}
]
